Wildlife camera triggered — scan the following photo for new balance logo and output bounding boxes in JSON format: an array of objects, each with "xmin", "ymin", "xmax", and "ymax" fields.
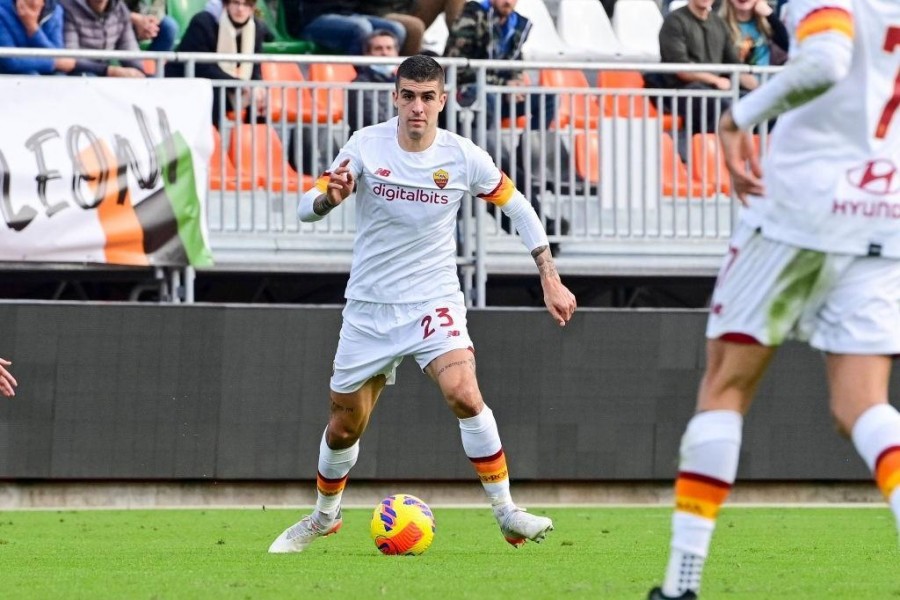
[{"xmin": 374, "ymin": 168, "xmax": 392, "ymax": 177}]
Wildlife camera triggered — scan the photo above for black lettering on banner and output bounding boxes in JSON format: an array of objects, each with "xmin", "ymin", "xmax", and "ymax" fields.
[
  {"xmin": 155, "ymin": 108, "xmax": 177, "ymax": 184},
  {"xmin": 67, "ymin": 126, "xmax": 107, "ymax": 209},
  {"xmin": 25, "ymin": 128, "xmax": 68, "ymax": 218},
  {"xmin": 0, "ymin": 148, "xmax": 38, "ymax": 231},
  {"xmin": 114, "ymin": 105, "xmax": 160, "ymax": 192}
]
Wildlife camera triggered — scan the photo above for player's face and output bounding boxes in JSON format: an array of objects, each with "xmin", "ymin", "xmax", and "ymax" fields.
[
  {"xmin": 688, "ymin": 0, "xmax": 714, "ymax": 12},
  {"xmin": 393, "ymin": 78, "xmax": 447, "ymax": 142},
  {"xmin": 491, "ymin": 0, "xmax": 517, "ymax": 17}
]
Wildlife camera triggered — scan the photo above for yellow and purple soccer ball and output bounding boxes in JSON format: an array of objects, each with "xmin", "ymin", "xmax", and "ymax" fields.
[{"xmin": 370, "ymin": 494, "xmax": 436, "ymax": 555}]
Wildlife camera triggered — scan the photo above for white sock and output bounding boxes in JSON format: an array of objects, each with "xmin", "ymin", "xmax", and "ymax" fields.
[
  {"xmin": 663, "ymin": 410, "xmax": 742, "ymax": 596},
  {"xmin": 459, "ymin": 406, "xmax": 513, "ymax": 510},
  {"xmin": 851, "ymin": 403, "xmax": 900, "ymax": 534},
  {"xmin": 315, "ymin": 429, "xmax": 359, "ymax": 517}
]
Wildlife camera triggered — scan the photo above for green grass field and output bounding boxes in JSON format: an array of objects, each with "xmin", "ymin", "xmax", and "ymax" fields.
[{"xmin": 0, "ymin": 506, "xmax": 897, "ymax": 599}]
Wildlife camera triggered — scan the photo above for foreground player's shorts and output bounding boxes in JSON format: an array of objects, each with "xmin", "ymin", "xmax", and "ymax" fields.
[
  {"xmin": 707, "ymin": 221, "xmax": 900, "ymax": 354},
  {"xmin": 330, "ymin": 292, "xmax": 474, "ymax": 393}
]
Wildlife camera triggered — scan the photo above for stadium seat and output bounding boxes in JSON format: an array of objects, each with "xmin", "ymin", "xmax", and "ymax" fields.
[
  {"xmin": 308, "ymin": 63, "xmax": 355, "ymax": 123},
  {"xmin": 574, "ymin": 130, "xmax": 600, "ymax": 184},
  {"xmin": 690, "ymin": 133, "xmax": 731, "ymax": 195},
  {"xmin": 557, "ymin": 0, "xmax": 625, "ymax": 59},
  {"xmin": 515, "ymin": 0, "xmax": 592, "ymax": 60},
  {"xmin": 597, "ymin": 70, "xmax": 683, "ymax": 131},
  {"xmin": 262, "ymin": 62, "xmax": 333, "ymax": 124},
  {"xmin": 661, "ymin": 132, "xmax": 715, "ymax": 198},
  {"xmin": 667, "ymin": 0, "xmax": 688, "ymax": 12},
  {"xmin": 166, "ymin": 0, "xmax": 206, "ymax": 37},
  {"xmin": 228, "ymin": 124, "xmax": 313, "ymax": 192},
  {"xmin": 539, "ymin": 69, "xmax": 600, "ymax": 129},
  {"xmin": 256, "ymin": 0, "xmax": 317, "ymax": 54},
  {"xmin": 611, "ymin": 0, "xmax": 663, "ymax": 60},
  {"xmin": 209, "ymin": 126, "xmax": 254, "ymax": 191}
]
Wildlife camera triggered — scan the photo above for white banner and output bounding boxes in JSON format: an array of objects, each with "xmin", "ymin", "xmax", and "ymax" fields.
[{"xmin": 0, "ymin": 77, "xmax": 214, "ymax": 267}]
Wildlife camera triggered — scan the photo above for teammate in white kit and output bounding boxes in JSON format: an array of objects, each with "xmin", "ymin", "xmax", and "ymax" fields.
[
  {"xmin": 269, "ymin": 55, "xmax": 577, "ymax": 554},
  {"xmin": 649, "ymin": 0, "xmax": 900, "ymax": 598}
]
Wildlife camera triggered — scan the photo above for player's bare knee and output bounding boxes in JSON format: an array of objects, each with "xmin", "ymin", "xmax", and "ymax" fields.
[
  {"xmin": 442, "ymin": 383, "xmax": 482, "ymax": 417},
  {"xmin": 325, "ymin": 421, "xmax": 363, "ymax": 448}
]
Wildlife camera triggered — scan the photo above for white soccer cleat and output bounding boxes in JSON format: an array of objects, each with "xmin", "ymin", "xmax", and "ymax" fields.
[
  {"xmin": 498, "ymin": 508, "xmax": 553, "ymax": 548},
  {"xmin": 268, "ymin": 511, "xmax": 342, "ymax": 554}
]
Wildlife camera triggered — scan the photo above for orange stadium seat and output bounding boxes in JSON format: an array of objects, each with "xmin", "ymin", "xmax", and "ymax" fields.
[
  {"xmin": 262, "ymin": 62, "xmax": 331, "ymax": 124},
  {"xmin": 691, "ymin": 133, "xmax": 731, "ymax": 195},
  {"xmin": 597, "ymin": 70, "xmax": 682, "ymax": 131},
  {"xmin": 661, "ymin": 132, "xmax": 715, "ymax": 198},
  {"xmin": 540, "ymin": 69, "xmax": 599, "ymax": 129},
  {"xmin": 228, "ymin": 124, "xmax": 313, "ymax": 192},
  {"xmin": 574, "ymin": 130, "xmax": 600, "ymax": 184},
  {"xmin": 209, "ymin": 126, "xmax": 254, "ymax": 191},
  {"xmin": 308, "ymin": 63, "xmax": 355, "ymax": 123}
]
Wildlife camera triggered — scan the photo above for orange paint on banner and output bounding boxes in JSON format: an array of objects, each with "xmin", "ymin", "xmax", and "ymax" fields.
[
  {"xmin": 796, "ymin": 7, "xmax": 854, "ymax": 42},
  {"xmin": 81, "ymin": 141, "xmax": 148, "ymax": 266}
]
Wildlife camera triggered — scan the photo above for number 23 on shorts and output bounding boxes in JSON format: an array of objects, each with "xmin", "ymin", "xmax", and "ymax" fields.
[{"xmin": 420, "ymin": 307, "xmax": 455, "ymax": 339}]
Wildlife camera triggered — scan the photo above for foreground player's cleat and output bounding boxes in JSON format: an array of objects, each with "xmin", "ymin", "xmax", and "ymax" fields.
[
  {"xmin": 268, "ymin": 511, "xmax": 342, "ymax": 554},
  {"xmin": 647, "ymin": 586, "xmax": 698, "ymax": 600},
  {"xmin": 498, "ymin": 508, "xmax": 553, "ymax": 547}
]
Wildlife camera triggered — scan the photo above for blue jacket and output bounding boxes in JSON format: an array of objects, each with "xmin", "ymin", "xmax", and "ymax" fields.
[{"xmin": 0, "ymin": 0, "xmax": 64, "ymax": 74}]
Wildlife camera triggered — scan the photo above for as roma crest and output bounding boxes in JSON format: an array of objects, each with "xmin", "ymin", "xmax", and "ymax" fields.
[{"xmin": 433, "ymin": 169, "xmax": 449, "ymax": 189}]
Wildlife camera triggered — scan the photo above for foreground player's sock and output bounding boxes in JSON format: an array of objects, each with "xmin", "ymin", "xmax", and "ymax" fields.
[
  {"xmin": 314, "ymin": 429, "xmax": 359, "ymax": 518},
  {"xmin": 851, "ymin": 403, "xmax": 900, "ymax": 538},
  {"xmin": 459, "ymin": 406, "xmax": 514, "ymax": 512},
  {"xmin": 662, "ymin": 410, "xmax": 742, "ymax": 597}
]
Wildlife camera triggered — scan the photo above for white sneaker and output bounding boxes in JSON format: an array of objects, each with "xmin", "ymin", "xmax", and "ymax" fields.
[
  {"xmin": 497, "ymin": 507, "xmax": 553, "ymax": 548},
  {"xmin": 268, "ymin": 511, "xmax": 342, "ymax": 554}
]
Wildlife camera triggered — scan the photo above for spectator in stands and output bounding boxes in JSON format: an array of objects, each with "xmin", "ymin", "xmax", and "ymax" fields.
[
  {"xmin": 347, "ymin": 29, "xmax": 398, "ymax": 133},
  {"xmin": 282, "ymin": 1, "xmax": 407, "ymax": 56},
  {"xmin": 721, "ymin": 0, "xmax": 788, "ymax": 70},
  {"xmin": 0, "ymin": 357, "xmax": 15, "ymax": 397},
  {"xmin": 445, "ymin": 0, "xmax": 566, "ymax": 253},
  {"xmin": 60, "ymin": 0, "xmax": 147, "ymax": 76},
  {"xmin": 165, "ymin": 0, "xmax": 266, "ymax": 125},
  {"xmin": 0, "ymin": 0, "xmax": 78, "ymax": 74},
  {"xmin": 654, "ymin": 0, "xmax": 758, "ymax": 133},
  {"xmin": 124, "ymin": 0, "xmax": 178, "ymax": 52},
  {"xmin": 366, "ymin": 1, "xmax": 424, "ymax": 55},
  {"xmin": 445, "ymin": 0, "xmax": 555, "ymax": 131}
]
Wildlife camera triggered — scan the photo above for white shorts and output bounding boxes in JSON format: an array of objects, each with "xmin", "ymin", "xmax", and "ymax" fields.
[
  {"xmin": 330, "ymin": 293, "xmax": 474, "ymax": 394},
  {"xmin": 707, "ymin": 221, "xmax": 900, "ymax": 354}
]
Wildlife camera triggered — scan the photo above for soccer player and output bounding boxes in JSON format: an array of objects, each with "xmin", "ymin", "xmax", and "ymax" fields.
[
  {"xmin": 648, "ymin": 0, "xmax": 900, "ymax": 598},
  {"xmin": 268, "ymin": 54, "xmax": 577, "ymax": 554}
]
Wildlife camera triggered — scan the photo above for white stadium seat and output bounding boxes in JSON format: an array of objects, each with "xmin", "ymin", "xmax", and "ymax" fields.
[
  {"xmin": 421, "ymin": 12, "xmax": 450, "ymax": 55},
  {"xmin": 515, "ymin": 0, "xmax": 600, "ymax": 61},
  {"xmin": 612, "ymin": 0, "xmax": 663, "ymax": 61},
  {"xmin": 556, "ymin": 0, "xmax": 633, "ymax": 60}
]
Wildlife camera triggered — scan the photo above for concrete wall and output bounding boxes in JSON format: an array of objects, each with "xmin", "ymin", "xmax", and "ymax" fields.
[{"xmin": 0, "ymin": 302, "xmax": 889, "ymax": 481}]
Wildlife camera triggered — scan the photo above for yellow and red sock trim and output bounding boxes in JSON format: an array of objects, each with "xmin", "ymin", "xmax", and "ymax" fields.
[
  {"xmin": 469, "ymin": 448, "xmax": 509, "ymax": 484},
  {"xmin": 674, "ymin": 471, "xmax": 732, "ymax": 519},
  {"xmin": 875, "ymin": 445, "xmax": 900, "ymax": 498},
  {"xmin": 316, "ymin": 472, "xmax": 348, "ymax": 497}
]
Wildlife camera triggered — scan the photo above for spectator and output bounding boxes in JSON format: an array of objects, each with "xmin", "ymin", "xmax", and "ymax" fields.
[
  {"xmin": 60, "ymin": 0, "xmax": 146, "ymax": 76},
  {"xmin": 124, "ymin": 0, "xmax": 178, "ymax": 52},
  {"xmin": 720, "ymin": 0, "xmax": 788, "ymax": 70},
  {"xmin": 0, "ymin": 0, "xmax": 77, "ymax": 74},
  {"xmin": 365, "ymin": 1, "xmax": 424, "ymax": 55},
  {"xmin": 164, "ymin": 0, "xmax": 266, "ymax": 126},
  {"xmin": 655, "ymin": 0, "xmax": 758, "ymax": 133},
  {"xmin": 282, "ymin": 1, "xmax": 407, "ymax": 56},
  {"xmin": 445, "ymin": 0, "xmax": 567, "ymax": 253},
  {"xmin": 445, "ymin": 0, "xmax": 555, "ymax": 131},
  {"xmin": 347, "ymin": 29, "xmax": 398, "ymax": 133}
]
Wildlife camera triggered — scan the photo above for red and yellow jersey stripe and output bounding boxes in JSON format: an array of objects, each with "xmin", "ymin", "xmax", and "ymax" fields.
[
  {"xmin": 477, "ymin": 171, "xmax": 516, "ymax": 207},
  {"xmin": 796, "ymin": 6, "xmax": 854, "ymax": 43}
]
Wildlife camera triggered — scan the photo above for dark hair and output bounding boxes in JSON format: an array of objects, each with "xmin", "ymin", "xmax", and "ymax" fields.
[
  {"xmin": 395, "ymin": 55, "xmax": 445, "ymax": 90},
  {"xmin": 365, "ymin": 29, "xmax": 398, "ymax": 54}
]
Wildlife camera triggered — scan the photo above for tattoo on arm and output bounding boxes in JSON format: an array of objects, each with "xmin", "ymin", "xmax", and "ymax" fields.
[
  {"xmin": 532, "ymin": 246, "xmax": 559, "ymax": 279},
  {"xmin": 313, "ymin": 194, "xmax": 336, "ymax": 216},
  {"xmin": 330, "ymin": 401, "xmax": 355, "ymax": 414}
]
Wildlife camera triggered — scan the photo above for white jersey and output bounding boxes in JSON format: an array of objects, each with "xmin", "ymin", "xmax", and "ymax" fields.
[
  {"xmin": 734, "ymin": 0, "xmax": 900, "ymax": 257},
  {"xmin": 309, "ymin": 118, "xmax": 518, "ymax": 303}
]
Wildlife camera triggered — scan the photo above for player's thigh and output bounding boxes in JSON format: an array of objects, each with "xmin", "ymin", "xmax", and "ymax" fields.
[
  {"xmin": 327, "ymin": 375, "xmax": 388, "ymax": 446},
  {"xmin": 331, "ymin": 301, "xmax": 405, "ymax": 395},
  {"xmin": 707, "ymin": 222, "xmax": 828, "ymax": 346},
  {"xmin": 809, "ymin": 255, "xmax": 900, "ymax": 355},
  {"xmin": 698, "ymin": 338, "xmax": 776, "ymax": 413}
]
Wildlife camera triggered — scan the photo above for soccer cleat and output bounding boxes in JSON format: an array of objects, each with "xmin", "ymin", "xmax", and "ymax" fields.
[
  {"xmin": 647, "ymin": 586, "xmax": 698, "ymax": 599},
  {"xmin": 267, "ymin": 511, "xmax": 342, "ymax": 554},
  {"xmin": 498, "ymin": 508, "xmax": 553, "ymax": 548}
]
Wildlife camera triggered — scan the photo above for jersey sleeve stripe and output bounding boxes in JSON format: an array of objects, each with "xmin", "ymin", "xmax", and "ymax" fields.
[
  {"xmin": 477, "ymin": 171, "xmax": 516, "ymax": 206},
  {"xmin": 795, "ymin": 6, "xmax": 854, "ymax": 43}
]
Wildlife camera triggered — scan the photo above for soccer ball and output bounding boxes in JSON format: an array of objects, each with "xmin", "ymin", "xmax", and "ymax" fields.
[{"xmin": 370, "ymin": 494, "xmax": 436, "ymax": 555}]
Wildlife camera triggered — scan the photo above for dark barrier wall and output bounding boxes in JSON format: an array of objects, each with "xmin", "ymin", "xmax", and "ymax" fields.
[{"xmin": 0, "ymin": 302, "xmax": 892, "ymax": 481}]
